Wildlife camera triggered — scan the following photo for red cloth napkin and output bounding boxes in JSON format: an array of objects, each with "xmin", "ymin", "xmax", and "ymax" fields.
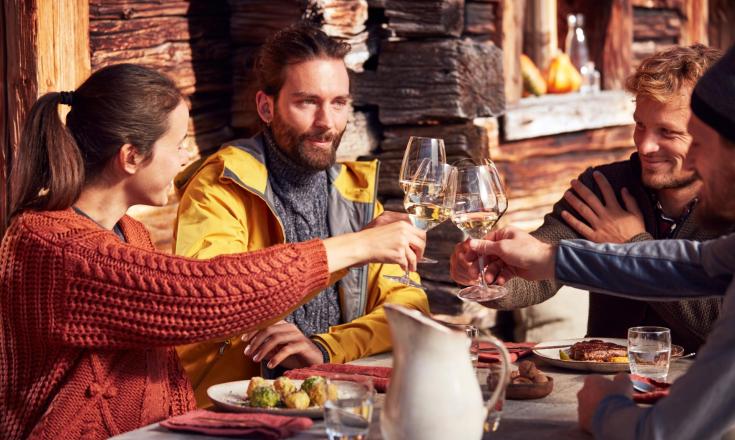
[
  {"xmin": 284, "ymin": 363, "xmax": 391, "ymax": 392},
  {"xmin": 631, "ymin": 374, "xmax": 671, "ymax": 404},
  {"xmin": 477, "ymin": 341, "xmax": 536, "ymax": 364},
  {"xmin": 160, "ymin": 409, "xmax": 313, "ymax": 439}
]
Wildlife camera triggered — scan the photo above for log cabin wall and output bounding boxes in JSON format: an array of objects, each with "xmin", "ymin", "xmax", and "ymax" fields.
[{"xmin": 354, "ymin": 0, "xmax": 506, "ymax": 297}]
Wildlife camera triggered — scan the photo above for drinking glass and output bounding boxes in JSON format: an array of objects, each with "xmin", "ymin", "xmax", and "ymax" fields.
[
  {"xmin": 628, "ymin": 326, "xmax": 671, "ymax": 381},
  {"xmin": 397, "ymin": 137, "xmax": 447, "ymax": 264},
  {"xmin": 324, "ymin": 378, "xmax": 375, "ymax": 440},
  {"xmin": 451, "ymin": 163, "xmax": 509, "ymax": 302},
  {"xmin": 384, "ymin": 160, "xmax": 456, "ymax": 287},
  {"xmin": 483, "ymin": 363, "xmax": 507, "ymax": 432}
]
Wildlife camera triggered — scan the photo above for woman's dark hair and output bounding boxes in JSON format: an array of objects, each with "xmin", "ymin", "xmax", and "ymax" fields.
[
  {"xmin": 255, "ymin": 22, "xmax": 351, "ymax": 99},
  {"xmin": 9, "ymin": 63, "xmax": 182, "ymax": 218}
]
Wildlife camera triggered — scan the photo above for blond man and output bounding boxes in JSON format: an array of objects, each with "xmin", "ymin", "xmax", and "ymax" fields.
[{"xmin": 460, "ymin": 44, "xmax": 728, "ymax": 351}]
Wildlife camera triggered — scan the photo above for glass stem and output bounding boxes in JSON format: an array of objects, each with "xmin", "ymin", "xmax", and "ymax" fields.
[{"xmin": 478, "ymin": 255, "xmax": 488, "ymax": 288}]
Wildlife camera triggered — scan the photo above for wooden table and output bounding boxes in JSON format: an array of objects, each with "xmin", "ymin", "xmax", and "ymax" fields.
[{"xmin": 111, "ymin": 354, "xmax": 693, "ymax": 440}]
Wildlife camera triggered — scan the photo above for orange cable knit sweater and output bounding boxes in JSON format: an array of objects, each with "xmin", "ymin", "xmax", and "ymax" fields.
[{"xmin": 0, "ymin": 209, "xmax": 329, "ymax": 440}]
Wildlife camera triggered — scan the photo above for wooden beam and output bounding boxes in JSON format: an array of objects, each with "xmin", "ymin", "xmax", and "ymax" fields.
[
  {"xmin": 352, "ymin": 38, "xmax": 504, "ymax": 125},
  {"xmin": 1, "ymin": 0, "xmax": 90, "ymax": 233},
  {"xmin": 383, "ymin": 0, "xmax": 464, "ymax": 38},
  {"xmin": 501, "ymin": 0, "xmax": 525, "ymax": 105},
  {"xmin": 503, "ymin": 91, "xmax": 635, "ymax": 141},
  {"xmin": 708, "ymin": 0, "xmax": 735, "ymax": 50},
  {"xmin": 680, "ymin": 0, "xmax": 709, "ymax": 46},
  {"xmin": 523, "ymin": 0, "xmax": 557, "ymax": 71}
]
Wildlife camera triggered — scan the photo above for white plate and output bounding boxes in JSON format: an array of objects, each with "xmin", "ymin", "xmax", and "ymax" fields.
[
  {"xmin": 207, "ymin": 379, "xmax": 323, "ymax": 418},
  {"xmin": 533, "ymin": 338, "xmax": 631, "ymax": 374}
]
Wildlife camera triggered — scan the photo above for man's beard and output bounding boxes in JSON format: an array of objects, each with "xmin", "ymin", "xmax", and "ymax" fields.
[
  {"xmin": 641, "ymin": 169, "xmax": 698, "ymax": 190},
  {"xmin": 270, "ymin": 111, "xmax": 344, "ymax": 171}
]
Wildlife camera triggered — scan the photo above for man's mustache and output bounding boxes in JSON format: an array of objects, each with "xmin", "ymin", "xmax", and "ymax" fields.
[{"xmin": 301, "ymin": 130, "xmax": 337, "ymax": 143}]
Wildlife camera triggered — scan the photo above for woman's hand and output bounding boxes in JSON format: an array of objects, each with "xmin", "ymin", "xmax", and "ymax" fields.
[{"xmin": 323, "ymin": 222, "xmax": 426, "ymax": 273}]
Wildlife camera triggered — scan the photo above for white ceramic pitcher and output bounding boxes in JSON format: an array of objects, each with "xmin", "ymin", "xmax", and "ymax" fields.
[{"xmin": 381, "ymin": 304, "xmax": 510, "ymax": 440}]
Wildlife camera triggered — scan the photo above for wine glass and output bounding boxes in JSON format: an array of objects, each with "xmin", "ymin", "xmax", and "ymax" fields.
[
  {"xmin": 451, "ymin": 164, "xmax": 508, "ymax": 302},
  {"xmin": 384, "ymin": 160, "xmax": 457, "ymax": 287},
  {"xmin": 398, "ymin": 137, "xmax": 447, "ymax": 264}
]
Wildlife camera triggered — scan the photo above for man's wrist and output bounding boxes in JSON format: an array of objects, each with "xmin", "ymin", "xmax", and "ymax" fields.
[{"xmin": 592, "ymin": 394, "xmax": 636, "ymax": 437}]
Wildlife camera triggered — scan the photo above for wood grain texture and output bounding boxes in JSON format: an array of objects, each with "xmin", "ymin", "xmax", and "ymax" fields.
[
  {"xmin": 375, "ymin": 118, "xmax": 499, "ymax": 198},
  {"xmin": 503, "ymin": 91, "xmax": 635, "ymax": 141},
  {"xmin": 708, "ymin": 0, "xmax": 735, "ymax": 50},
  {"xmin": 680, "ymin": 0, "xmax": 709, "ymax": 45},
  {"xmin": 633, "ymin": 7, "xmax": 682, "ymax": 41},
  {"xmin": 89, "ymin": 0, "xmax": 228, "ymax": 19},
  {"xmin": 352, "ymin": 38, "xmax": 504, "ymax": 125},
  {"xmin": 502, "ymin": 0, "xmax": 524, "ymax": 104},
  {"xmin": 383, "ymin": 0, "xmax": 464, "ymax": 37}
]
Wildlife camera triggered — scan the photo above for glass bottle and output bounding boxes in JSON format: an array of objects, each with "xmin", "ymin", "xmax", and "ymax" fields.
[{"xmin": 565, "ymin": 14, "xmax": 590, "ymax": 71}]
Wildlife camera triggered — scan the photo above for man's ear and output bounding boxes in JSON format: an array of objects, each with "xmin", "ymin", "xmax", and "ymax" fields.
[
  {"xmin": 117, "ymin": 143, "xmax": 145, "ymax": 175},
  {"xmin": 255, "ymin": 91, "xmax": 275, "ymax": 124}
]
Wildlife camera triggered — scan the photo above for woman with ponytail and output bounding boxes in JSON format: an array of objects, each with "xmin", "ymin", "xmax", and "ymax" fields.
[{"xmin": 0, "ymin": 64, "xmax": 426, "ymax": 440}]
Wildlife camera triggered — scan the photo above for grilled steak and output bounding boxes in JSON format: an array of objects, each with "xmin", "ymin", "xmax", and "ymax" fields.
[{"xmin": 569, "ymin": 340, "xmax": 627, "ymax": 362}]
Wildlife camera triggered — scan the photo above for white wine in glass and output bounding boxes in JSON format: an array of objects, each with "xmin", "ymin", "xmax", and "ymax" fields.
[
  {"xmin": 385, "ymin": 161, "xmax": 456, "ymax": 287},
  {"xmin": 452, "ymin": 164, "xmax": 508, "ymax": 302},
  {"xmin": 397, "ymin": 137, "xmax": 447, "ymax": 264}
]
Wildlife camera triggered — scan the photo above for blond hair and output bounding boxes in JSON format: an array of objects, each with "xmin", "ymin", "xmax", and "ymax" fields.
[{"xmin": 626, "ymin": 44, "xmax": 722, "ymax": 102}]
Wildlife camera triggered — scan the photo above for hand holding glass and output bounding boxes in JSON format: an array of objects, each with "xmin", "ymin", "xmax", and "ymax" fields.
[
  {"xmin": 397, "ymin": 137, "xmax": 447, "ymax": 264},
  {"xmin": 452, "ymin": 163, "xmax": 508, "ymax": 302},
  {"xmin": 384, "ymin": 160, "xmax": 457, "ymax": 287}
]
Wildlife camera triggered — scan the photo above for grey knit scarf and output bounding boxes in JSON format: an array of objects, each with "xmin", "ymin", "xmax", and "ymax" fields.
[{"xmin": 263, "ymin": 129, "xmax": 342, "ymax": 337}]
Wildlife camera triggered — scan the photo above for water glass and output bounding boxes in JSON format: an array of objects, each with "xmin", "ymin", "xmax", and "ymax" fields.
[
  {"xmin": 324, "ymin": 379, "xmax": 374, "ymax": 440},
  {"xmin": 465, "ymin": 325, "xmax": 480, "ymax": 367},
  {"xmin": 482, "ymin": 363, "xmax": 507, "ymax": 432},
  {"xmin": 628, "ymin": 326, "xmax": 671, "ymax": 380}
]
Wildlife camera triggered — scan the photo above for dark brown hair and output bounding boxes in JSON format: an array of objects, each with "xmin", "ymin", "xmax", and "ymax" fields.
[
  {"xmin": 9, "ymin": 63, "xmax": 182, "ymax": 218},
  {"xmin": 626, "ymin": 44, "xmax": 722, "ymax": 102},
  {"xmin": 254, "ymin": 22, "xmax": 351, "ymax": 98}
]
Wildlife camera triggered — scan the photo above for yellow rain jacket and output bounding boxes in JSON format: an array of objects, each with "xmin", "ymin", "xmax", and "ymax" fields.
[{"xmin": 173, "ymin": 133, "xmax": 429, "ymax": 406}]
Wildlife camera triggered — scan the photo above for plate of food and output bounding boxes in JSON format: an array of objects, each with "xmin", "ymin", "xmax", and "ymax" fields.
[
  {"xmin": 207, "ymin": 376, "xmax": 339, "ymax": 418},
  {"xmin": 533, "ymin": 338, "xmax": 684, "ymax": 373}
]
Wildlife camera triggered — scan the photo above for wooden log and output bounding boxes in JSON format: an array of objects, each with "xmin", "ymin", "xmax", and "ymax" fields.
[
  {"xmin": 91, "ymin": 39, "xmax": 231, "ymax": 70},
  {"xmin": 633, "ymin": 7, "xmax": 682, "ymax": 41},
  {"xmin": 89, "ymin": 0, "xmax": 228, "ymax": 19},
  {"xmin": 90, "ymin": 16, "xmax": 228, "ymax": 52},
  {"xmin": 708, "ymin": 0, "xmax": 735, "ymax": 49},
  {"xmin": 383, "ymin": 0, "xmax": 464, "ymax": 37},
  {"xmin": 229, "ymin": 0, "xmax": 303, "ymax": 44},
  {"xmin": 337, "ymin": 109, "xmax": 379, "ymax": 161},
  {"xmin": 632, "ymin": 40, "xmax": 677, "ymax": 66},
  {"xmin": 495, "ymin": 147, "xmax": 634, "ymax": 198},
  {"xmin": 631, "ymin": 0, "xmax": 685, "ymax": 12},
  {"xmin": 352, "ymin": 39, "xmax": 504, "ymax": 125},
  {"xmin": 523, "ymin": 0, "xmax": 557, "ymax": 71},
  {"xmin": 502, "ymin": 0, "xmax": 525, "ymax": 105},
  {"xmin": 464, "ymin": 0, "xmax": 500, "ymax": 39},
  {"xmin": 502, "ymin": 91, "xmax": 635, "ymax": 141},
  {"xmin": 491, "ymin": 125, "xmax": 634, "ymax": 162},
  {"xmin": 1, "ymin": 0, "xmax": 90, "ymax": 232},
  {"xmin": 376, "ymin": 119, "xmax": 499, "ymax": 197},
  {"xmin": 680, "ymin": 0, "xmax": 709, "ymax": 45}
]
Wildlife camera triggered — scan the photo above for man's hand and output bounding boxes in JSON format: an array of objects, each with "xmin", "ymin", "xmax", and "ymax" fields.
[
  {"xmin": 450, "ymin": 238, "xmax": 481, "ymax": 286},
  {"xmin": 577, "ymin": 373, "xmax": 633, "ymax": 433},
  {"xmin": 561, "ymin": 171, "xmax": 645, "ymax": 243},
  {"xmin": 362, "ymin": 211, "xmax": 411, "ymax": 230},
  {"xmin": 242, "ymin": 321, "xmax": 324, "ymax": 370},
  {"xmin": 449, "ymin": 226, "xmax": 557, "ymax": 285}
]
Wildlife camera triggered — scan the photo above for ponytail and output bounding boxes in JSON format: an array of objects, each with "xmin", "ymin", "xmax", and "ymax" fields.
[{"xmin": 9, "ymin": 93, "xmax": 84, "ymax": 218}]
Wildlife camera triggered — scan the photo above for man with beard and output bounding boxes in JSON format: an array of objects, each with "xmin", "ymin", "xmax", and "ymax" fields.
[
  {"xmin": 172, "ymin": 23, "xmax": 429, "ymax": 406},
  {"xmin": 452, "ymin": 44, "xmax": 735, "ymax": 439},
  {"xmin": 461, "ymin": 45, "xmax": 727, "ymax": 353}
]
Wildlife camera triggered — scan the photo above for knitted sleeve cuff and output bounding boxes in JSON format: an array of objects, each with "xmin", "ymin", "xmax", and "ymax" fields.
[
  {"xmin": 311, "ymin": 338, "xmax": 332, "ymax": 363},
  {"xmin": 293, "ymin": 239, "xmax": 331, "ymax": 295}
]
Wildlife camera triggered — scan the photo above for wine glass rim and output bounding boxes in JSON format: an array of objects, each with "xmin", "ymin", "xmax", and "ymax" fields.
[{"xmin": 407, "ymin": 136, "xmax": 444, "ymax": 142}]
